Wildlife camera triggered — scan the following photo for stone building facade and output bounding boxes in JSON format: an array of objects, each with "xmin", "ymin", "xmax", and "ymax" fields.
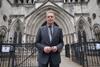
[{"xmin": 0, "ymin": 0, "xmax": 100, "ymax": 44}]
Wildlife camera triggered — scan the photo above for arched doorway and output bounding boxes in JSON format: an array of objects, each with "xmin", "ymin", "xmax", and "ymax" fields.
[{"xmin": 24, "ymin": 5, "xmax": 75, "ymax": 44}]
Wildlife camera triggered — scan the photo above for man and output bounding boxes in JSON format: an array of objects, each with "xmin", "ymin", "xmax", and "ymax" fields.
[{"xmin": 35, "ymin": 10, "xmax": 64, "ymax": 67}]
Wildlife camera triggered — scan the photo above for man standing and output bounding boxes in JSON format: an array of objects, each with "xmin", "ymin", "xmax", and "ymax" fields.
[{"xmin": 35, "ymin": 10, "xmax": 64, "ymax": 67}]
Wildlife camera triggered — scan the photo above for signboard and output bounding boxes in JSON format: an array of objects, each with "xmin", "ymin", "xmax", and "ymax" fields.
[
  {"xmin": 96, "ymin": 43, "xmax": 100, "ymax": 50},
  {"xmin": 2, "ymin": 45, "xmax": 10, "ymax": 52}
]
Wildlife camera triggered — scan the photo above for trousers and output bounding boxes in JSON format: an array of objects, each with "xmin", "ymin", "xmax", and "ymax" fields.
[{"xmin": 38, "ymin": 56, "xmax": 59, "ymax": 67}]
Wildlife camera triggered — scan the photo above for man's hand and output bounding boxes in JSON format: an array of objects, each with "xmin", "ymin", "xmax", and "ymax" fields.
[
  {"xmin": 44, "ymin": 46, "xmax": 52, "ymax": 53},
  {"xmin": 51, "ymin": 46, "xmax": 57, "ymax": 52}
]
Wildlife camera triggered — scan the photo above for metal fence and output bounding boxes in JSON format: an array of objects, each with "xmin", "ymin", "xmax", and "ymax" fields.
[
  {"xmin": 1, "ymin": 42, "xmax": 100, "ymax": 67},
  {"xmin": 0, "ymin": 43, "xmax": 37, "ymax": 67},
  {"xmin": 71, "ymin": 41, "xmax": 100, "ymax": 67}
]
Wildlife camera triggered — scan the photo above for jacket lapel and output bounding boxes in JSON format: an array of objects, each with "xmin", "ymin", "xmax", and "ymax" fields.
[
  {"xmin": 52, "ymin": 26, "xmax": 57, "ymax": 42},
  {"xmin": 44, "ymin": 25, "xmax": 58, "ymax": 44},
  {"xmin": 44, "ymin": 26, "xmax": 50, "ymax": 44}
]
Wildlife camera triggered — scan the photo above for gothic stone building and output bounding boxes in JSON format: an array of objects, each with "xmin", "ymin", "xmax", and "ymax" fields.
[{"xmin": 0, "ymin": 0, "xmax": 100, "ymax": 44}]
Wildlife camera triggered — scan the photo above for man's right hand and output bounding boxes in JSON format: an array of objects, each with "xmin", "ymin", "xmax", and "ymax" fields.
[{"xmin": 43, "ymin": 46, "xmax": 52, "ymax": 53}]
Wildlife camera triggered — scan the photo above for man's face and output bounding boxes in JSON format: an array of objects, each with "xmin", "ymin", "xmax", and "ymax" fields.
[{"xmin": 46, "ymin": 12, "xmax": 55, "ymax": 24}]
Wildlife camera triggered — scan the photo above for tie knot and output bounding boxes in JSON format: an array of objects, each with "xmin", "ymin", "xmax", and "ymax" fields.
[{"xmin": 49, "ymin": 25, "xmax": 52, "ymax": 28}]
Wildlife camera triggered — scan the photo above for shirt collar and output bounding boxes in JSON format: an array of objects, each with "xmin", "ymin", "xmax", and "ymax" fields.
[{"xmin": 47, "ymin": 24, "xmax": 54, "ymax": 28}]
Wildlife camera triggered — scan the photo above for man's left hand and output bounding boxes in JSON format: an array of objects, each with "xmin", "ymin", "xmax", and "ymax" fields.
[{"xmin": 51, "ymin": 46, "xmax": 57, "ymax": 52}]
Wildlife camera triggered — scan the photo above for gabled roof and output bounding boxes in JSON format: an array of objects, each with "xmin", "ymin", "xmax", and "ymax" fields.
[
  {"xmin": 78, "ymin": 16, "xmax": 87, "ymax": 23},
  {"xmin": 25, "ymin": 0, "xmax": 74, "ymax": 19}
]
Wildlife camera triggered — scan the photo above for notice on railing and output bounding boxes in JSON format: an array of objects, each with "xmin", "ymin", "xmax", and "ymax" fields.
[
  {"xmin": 2, "ymin": 45, "xmax": 10, "ymax": 52},
  {"xmin": 96, "ymin": 43, "xmax": 100, "ymax": 50}
]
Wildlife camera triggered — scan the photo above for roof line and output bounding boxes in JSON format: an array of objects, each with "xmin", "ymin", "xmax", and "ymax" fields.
[
  {"xmin": 25, "ymin": 0, "xmax": 49, "ymax": 19},
  {"xmin": 25, "ymin": 0, "xmax": 74, "ymax": 19}
]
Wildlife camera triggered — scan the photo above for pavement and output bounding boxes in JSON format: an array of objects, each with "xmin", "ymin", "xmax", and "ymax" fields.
[
  {"xmin": 60, "ymin": 48, "xmax": 82, "ymax": 67},
  {"xmin": 34, "ymin": 49, "xmax": 82, "ymax": 67},
  {"xmin": 60, "ymin": 55, "xmax": 82, "ymax": 67}
]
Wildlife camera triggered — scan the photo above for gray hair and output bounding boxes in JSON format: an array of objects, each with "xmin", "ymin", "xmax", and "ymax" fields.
[{"xmin": 46, "ymin": 10, "xmax": 55, "ymax": 15}]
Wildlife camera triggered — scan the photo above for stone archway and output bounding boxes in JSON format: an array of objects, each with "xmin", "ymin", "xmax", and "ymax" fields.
[
  {"xmin": 26, "ymin": 6, "xmax": 74, "ymax": 34},
  {"xmin": 24, "ymin": 4, "xmax": 75, "ymax": 44}
]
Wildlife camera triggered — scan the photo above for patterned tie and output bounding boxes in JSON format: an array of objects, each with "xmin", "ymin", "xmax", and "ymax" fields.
[
  {"xmin": 49, "ymin": 26, "xmax": 53, "ymax": 37},
  {"xmin": 49, "ymin": 25, "xmax": 53, "ymax": 42}
]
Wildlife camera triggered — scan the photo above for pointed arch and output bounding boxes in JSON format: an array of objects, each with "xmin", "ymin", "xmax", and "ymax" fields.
[
  {"xmin": 24, "ymin": 1, "xmax": 75, "ymax": 43},
  {"xmin": 9, "ymin": 18, "xmax": 24, "ymax": 43},
  {"xmin": 76, "ymin": 16, "xmax": 90, "ymax": 31},
  {"xmin": 25, "ymin": 5, "xmax": 75, "ymax": 36},
  {"xmin": 76, "ymin": 16, "xmax": 90, "ymax": 41},
  {"xmin": 10, "ymin": 18, "xmax": 24, "ymax": 32}
]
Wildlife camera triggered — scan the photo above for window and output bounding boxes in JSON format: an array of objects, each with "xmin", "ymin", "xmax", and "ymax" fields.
[
  {"xmin": 14, "ymin": 0, "xmax": 35, "ymax": 5},
  {"xmin": 97, "ymin": 0, "xmax": 100, "ymax": 5},
  {"xmin": 3, "ymin": 15, "xmax": 7, "ymax": 22},
  {"xmin": 92, "ymin": 13, "xmax": 96, "ymax": 20},
  {"xmin": 81, "ymin": 0, "xmax": 85, "ymax": 2},
  {"xmin": 78, "ymin": 20, "xmax": 84, "ymax": 30},
  {"xmin": 0, "ymin": 0, "xmax": 2, "ymax": 8},
  {"xmin": 97, "ymin": 0, "xmax": 100, "ymax": 7},
  {"xmin": 0, "ymin": 29, "xmax": 6, "ymax": 43},
  {"xmin": 75, "ymin": 0, "xmax": 78, "ymax": 2},
  {"xmin": 65, "ymin": 0, "xmax": 89, "ymax": 4}
]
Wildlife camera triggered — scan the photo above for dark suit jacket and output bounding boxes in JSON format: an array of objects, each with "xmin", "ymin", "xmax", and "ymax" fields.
[{"xmin": 35, "ymin": 25, "xmax": 64, "ymax": 64}]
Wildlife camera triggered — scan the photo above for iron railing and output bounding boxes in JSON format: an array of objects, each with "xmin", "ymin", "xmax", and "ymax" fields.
[
  {"xmin": 0, "ymin": 43, "xmax": 37, "ymax": 67},
  {"xmin": 0, "ymin": 42, "xmax": 100, "ymax": 67},
  {"xmin": 71, "ymin": 41, "xmax": 100, "ymax": 67}
]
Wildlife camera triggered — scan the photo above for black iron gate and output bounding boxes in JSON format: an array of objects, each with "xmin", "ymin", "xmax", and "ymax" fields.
[
  {"xmin": 1, "ymin": 42, "xmax": 100, "ymax": 67},
  {"xmin": 71, "ymin": 42, "xmax": 100, "ymax": 67},
  {"xmin": 0, "ymin": 43, "xmax": 37, "ymax": 67}
]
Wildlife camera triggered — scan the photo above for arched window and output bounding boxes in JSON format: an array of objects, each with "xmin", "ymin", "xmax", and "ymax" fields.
[
  {"xmin": 75, "ymin": 0, "xmax": 78, "ymax": 2},
  {"xmin": 0, "ymin": 0, "xmax": 2, "ymax": 8},
  {"xmin": 77, "ymin": 19, "xmax": 87, "ymax": 42},
  {"xmin": 14, "ymin": 19, "xmax": 22, "ymax": 43},
  {"xmin": 92, "ymin": 13, "xmax": 96, "ymax": 20},
  {"xmin": 3, "ymin": 15, "xmax": 7, "ymax": 22},
  {"xmin": 0, "ymin": 26, "xmax": 7, "ymax": 43},
  {"xmin": 0, "ymin": 29, "xmax": 6, "ymax": 43},
  {"xmin": 18, "ymin": 32, "xmax": 22, "ymax": 43},
  {"xmin": 78, "ymin": 19, "xmax": 84, "ymax": 30},
  {"xmin": 13, "ymin": 31, "xmax": 17, "ymax": 43},
  {"xmin": 97, "ymin": 0, "xmax": 100, "ymax": 5},
  {"xmin": 97, "ymin": 0, "xmax": 100, "ymax": 7}
]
